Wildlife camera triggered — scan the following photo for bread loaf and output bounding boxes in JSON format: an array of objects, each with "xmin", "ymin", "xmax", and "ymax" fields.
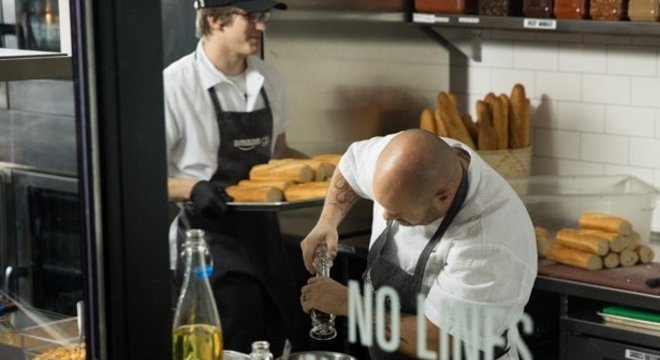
[
  {"xmin": 434, "ymin": 108, "xmax": 450, "ymax": 137},
  {"xmin": 602, "ymin": 252, "xmax": 620, "ymax": 269},
  {"xmin": 249, "ymin": 162, "xmax": 314, "ymax": 182},
  {"xmin": 623, "ymin": 231, "xmax": 641, "ymax": 251},
  {"xmin": 461, "ymin": 114, "xmax": 478, "ymax": 146},
  {"xmin": 226, "ymin": 185, "xmax": 284, "ymax": 202},
  {"xmin": 577, "ymin": 229, "xmax": 628, "ymax": 253},
  {"xmin": 437, "ymin": 92, "xmax": 476, "ymax": 149},
  {"xmin": 579, "ymin": 212, "xmax": 633, "ymax": 235},
  {"xmin": 420, "ymin": 108, "xmax": 437, "ymax": 135},
  {"xmin": 619, "ymin": 248, "xmax": 640, "ymax": 267},
  {"xmin": 535, "ymin": 226, "xmax": 554, "ymax": 258},
  {"xmin": 546, "ymin": 244, "xmax": 603, "ymax": 270},
  {"xmin": 476, "ymin": 100, "xmax": 498, "ymax": 151},
  {"xmin": 489, "ymin": 96, "xmax": 509, "ymax": 150},
  {"xmin": 237, "ymin": 179, "xmax": 293, "ymax": 191},
  {"xmin": 311, "ymin": 154, "xmax": 342, "ymax": 167},
  {"xmin": 284, "ymin": 181, "xmax": 329, "ymax": 201},
  {"xmin": 556, "ymin": 228, "xmax": 610, "ymax": 256},
  {"xmin": 635, "ymin": 244, "xmax": 655, "ymax": 263},
  {"xmin": 268, "ymin": 159, "xmax": 334, "ymax": 181},
  {"xmin": 509, "ymin": 83, "xmax": 530, "ymax": 149}
]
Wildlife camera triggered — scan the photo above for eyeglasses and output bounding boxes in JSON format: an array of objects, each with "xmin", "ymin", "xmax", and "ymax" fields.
[{"xmin": 232, "ymin": 11, "xmax": 271, "ymax": 23}]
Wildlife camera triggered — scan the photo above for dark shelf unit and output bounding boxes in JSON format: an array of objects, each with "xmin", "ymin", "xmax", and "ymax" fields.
[{"xmin": 412, "ymin": 12, "xmax": 660, "ymax": 36}]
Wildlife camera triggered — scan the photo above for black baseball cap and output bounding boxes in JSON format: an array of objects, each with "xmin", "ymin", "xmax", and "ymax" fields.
[{"xmin": 194, "ymin": 0, "xmax": 287, "ymax": 11}]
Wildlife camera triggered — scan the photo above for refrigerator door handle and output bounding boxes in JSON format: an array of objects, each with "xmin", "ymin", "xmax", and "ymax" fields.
[{"xmin": 4, "ymin": 266, "xmax": 28, "ymax": 296}]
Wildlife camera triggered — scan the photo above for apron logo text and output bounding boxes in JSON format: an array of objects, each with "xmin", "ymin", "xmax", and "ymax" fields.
[
  {"xmin": 347, "ymin": 280, "xmax": 534, "ymax": 360},
  {"xmin": 233, "ymin": 136, "xmax": 270, "ymax": 151}
]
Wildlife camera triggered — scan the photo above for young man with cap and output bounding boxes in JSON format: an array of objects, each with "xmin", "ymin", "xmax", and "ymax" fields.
[{"xmin": 163, "ymin": 0, "xmax": 306, "ymax": 354}]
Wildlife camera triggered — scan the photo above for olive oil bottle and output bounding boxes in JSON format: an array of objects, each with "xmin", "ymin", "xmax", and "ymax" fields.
[{"xmin": 173, "ymin": 229, "xmax": 223, "ymax": 360}]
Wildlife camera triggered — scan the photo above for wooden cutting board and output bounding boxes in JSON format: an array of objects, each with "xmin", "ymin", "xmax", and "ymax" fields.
[{"xmin": 538, "ymin": 261, "xmax": 660, "ymax": 296}]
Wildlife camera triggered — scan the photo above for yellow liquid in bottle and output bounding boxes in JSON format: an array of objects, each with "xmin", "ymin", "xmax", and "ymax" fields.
[{"xmin": 173, "ymin": 324, "xmax": 223, "ymax": 360}]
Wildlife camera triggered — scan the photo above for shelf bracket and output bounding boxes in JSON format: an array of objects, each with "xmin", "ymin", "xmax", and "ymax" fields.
[{"xmin": 418, "ymin": 25, "xmax": 483, "ymax": 62}]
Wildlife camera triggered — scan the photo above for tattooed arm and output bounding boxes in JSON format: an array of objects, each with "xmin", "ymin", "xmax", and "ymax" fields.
[{"xmin": 300, "ymin": 169, "xmax": 361, "ymax": 274}]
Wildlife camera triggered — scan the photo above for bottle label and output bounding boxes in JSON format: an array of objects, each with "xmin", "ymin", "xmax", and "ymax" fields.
[{"xmin": 194, "ymin": 265, "xmax": 213, "ymax": 279}]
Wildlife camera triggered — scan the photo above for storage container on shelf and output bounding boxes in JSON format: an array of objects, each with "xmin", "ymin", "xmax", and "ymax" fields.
[
  {"xmin": 507, "ymin": 175, "xmax": 657, "ymax": 244},
  {"xmin": 554, "ymin": 0, "xmax": 590, "ymax": 18},
  {"xmin": 523, "ymin": 0, "xmax": 555, "ymax": 17},
  {"xmin": 478, "ymin": 0, "xmax": 524, "ymax": 15},
  {"xmin": 628, "ymin": 0, "xmax": 659, "ymax": 20},
  {"xmin": 415, "ymin": 0, "xmax": 479, "ymax": 14},
  {"xmin": 590, "ymin": 0, "xmax": 629, "ymax": 20}
]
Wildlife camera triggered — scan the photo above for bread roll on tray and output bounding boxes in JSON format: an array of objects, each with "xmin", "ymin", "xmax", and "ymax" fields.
[
  {"xmin": 311, "ymin": 154, "xmax": 342, "ymax": 167},
  {"xmin": 237, "ymin": 179, "xmax": 293, "ymax": 191},
  {"xmin": 284, "ymin": 181, "xmax": 329, "ymax": 201},
  {"xmin": 602, "ymin": 252, "xmax": 620, "ymax": 269},
  {"xmin": 635, "ymin": 244, "xmax": 655, "ymax": 263},
  {"xmin": 577, "ymin": 229, "xmax": 628, "ymax": 253},
  {"xmin": 535, "ymin": 226, "xmax": 554, "ymax": 258},
  {"xmin": 226, "ymin": 185, "xmax": 283, "ymax": 203},
  {"xmin": 249, "ymin": 162, "xmax": 313, "ymax": 183},
  {"xmin": 546, "ymin": 244, "xmax": 603, "ymax": 270},
  {"xmin": 619, "ymin": 249, "xmax": 640, "ymax": 267},
  {"xmin": 268, "ymin": 159, "xmax": 334, "ymax": 181}
]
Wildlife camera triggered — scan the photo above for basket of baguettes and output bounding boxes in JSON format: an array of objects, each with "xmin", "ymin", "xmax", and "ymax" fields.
[
  {"xmin": 535, "ymin": 212, "xmax": 656, "ymax": 270},
  {"xmin": 225, "ymin": 154, "xmax": 343, "ymax": 203},
  {"xmin": 420, "ymin": 83, "xmax": 532, "ymax": 179}
]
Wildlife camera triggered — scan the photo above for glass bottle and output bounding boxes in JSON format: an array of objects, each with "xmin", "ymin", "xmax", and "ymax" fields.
[
  {"xmin": 0, "ymin": 300, "xmax": 19, "ymax": 346},
  {"xmin": 309, "ymin": 245, "xmax": 337, "ymax": 341},
  {"xmin": 249, "ymin": 340, "xmax": 273, "ymax": 360},
  {"xmin": 173, "ymin": 229, "xmax": 223, "ymax": 360}
]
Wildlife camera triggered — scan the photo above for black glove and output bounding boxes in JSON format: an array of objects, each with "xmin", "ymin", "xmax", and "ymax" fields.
[{"xmin": 189, "ymin": 180, "xmax": 234, "ymax": 218}]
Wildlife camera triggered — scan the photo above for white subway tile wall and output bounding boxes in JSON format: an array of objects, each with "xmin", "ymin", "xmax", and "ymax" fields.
[{"xmin": 453, "ymin": 30, "xmax": 660, "ymax": 231}]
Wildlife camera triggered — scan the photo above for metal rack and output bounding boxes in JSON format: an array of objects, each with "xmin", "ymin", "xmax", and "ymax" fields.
[{"xmin": 0, "ymin": 49, "xmax": 71, "ymax": 81}]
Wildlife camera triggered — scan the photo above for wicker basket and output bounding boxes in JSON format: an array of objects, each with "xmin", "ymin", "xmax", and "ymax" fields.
[{"xmin": 478, "ymin": 146, "xmax": 532, "ymax": 195}]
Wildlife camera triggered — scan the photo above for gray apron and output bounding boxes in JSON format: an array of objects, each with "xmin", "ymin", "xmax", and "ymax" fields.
[
  {"xmin": 363, "ymin": 167, "xmax": 509, "ymax": 359},
  {"xmin": 176, "ymin": 86, "xmax": 299, "ymax": 354}
]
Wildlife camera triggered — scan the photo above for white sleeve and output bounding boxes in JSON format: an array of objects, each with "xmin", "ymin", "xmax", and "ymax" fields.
[
  {"xmin": 337, "ymin": 133, "xmax": 398, "ymax": 200},
  {"xmin": 163, "ymin": 73, "xmax": 181, "ymax": 159}
]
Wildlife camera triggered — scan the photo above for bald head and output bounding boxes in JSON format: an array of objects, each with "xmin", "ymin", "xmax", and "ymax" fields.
[{"xmin": 373, "ymin": 129, "xmax": 461, "ymax": 214}]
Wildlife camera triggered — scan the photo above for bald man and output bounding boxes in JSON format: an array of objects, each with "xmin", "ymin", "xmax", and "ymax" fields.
[{"xmin": 300, "ymin": 129, "xmax": 536, "ymax": 359}]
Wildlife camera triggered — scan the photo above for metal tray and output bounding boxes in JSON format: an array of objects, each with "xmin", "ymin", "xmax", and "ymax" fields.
[{"xmin": 227, "ymin": 198, "xmax": 324, "ymax": 211}]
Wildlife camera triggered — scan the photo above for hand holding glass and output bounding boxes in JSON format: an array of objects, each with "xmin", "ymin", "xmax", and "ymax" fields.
[{"xmin": 309, "ymin": 245, "xmax": 337, "ymax": 341}]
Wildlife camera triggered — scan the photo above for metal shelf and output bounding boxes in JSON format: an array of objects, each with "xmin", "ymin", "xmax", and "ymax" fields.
[
  {"xmin": 273, "ymin": 10, "xmax": 407, "ymax": 23},
  {"xmin": 0, "ymin": 49, "xmax": 72, "ymax": 81},
  {"xmin": 412, "ymin": 12, "xmax": 660, "ymax": 36},
  {"xmin": 561, "ymin": 314, "xmax": 660, "ymax": 349}
]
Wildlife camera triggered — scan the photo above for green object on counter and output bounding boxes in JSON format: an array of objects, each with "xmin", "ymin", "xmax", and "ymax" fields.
[{"xmin": 602, "ymin": 305, "xmax": 660, "ymax": 323}]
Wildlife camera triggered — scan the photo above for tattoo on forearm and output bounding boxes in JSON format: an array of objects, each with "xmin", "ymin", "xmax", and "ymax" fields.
[{"xmin": 330, "ymin": 173, "xmax": 360, "ymax": 214}]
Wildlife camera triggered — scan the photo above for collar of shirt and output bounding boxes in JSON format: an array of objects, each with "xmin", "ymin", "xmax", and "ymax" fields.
[{"xmin": 195, "ymin": 41, "xmax": 265, "ymax": 109}]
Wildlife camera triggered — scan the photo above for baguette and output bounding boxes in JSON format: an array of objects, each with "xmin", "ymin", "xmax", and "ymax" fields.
[
  {"xmin": 577, "ymin": 229, "xmax": 628, "ymax": 253},
  {"xmin": 420, "ymin": 108, "xmax": 437, "ymax": 135},
  {"xmin": 237, "ymin": 179, "xmax": 293, "ymax": 191},
  {"xmin": 249, "ymin": 162, "xmax": 314, "ymax": 182},
  {"xmin": 619, "ymin": 248, "xmax": 640, "ymax": 267},
  {"xmin": 461, "ymin": 114, "xmax": 479, "ymax": 147},
  {"xmin": 509, "ymin": 83, "xmax": 530, "ymax": 149},
  {"xmin": 226, "ymin": 185, "xmax": 283, "ymax": 203},
  {"xmin": 476, "ymin": 100, "xmax": 498, "ymax": 151},
  {"xmin": 535, "ymin": 226, "xmax": 554, "ymax": 258},
  {"xmin": 602, "ymin": 252, "xmax": 620, "ymax": 269},
  {"xmin": 438, "ymin": 92, "xmax": 477, "ymax": 149},
  {"xmin": 489, "ymin": 96, "xmax": 509, "ymax": 150},
  {"xmin": 268, "ymin": 159, "xmax": 335, "ymax": 181},
  {"xmin": 546, "ymin": 244, "xmax": 603, "ymax": 270},
  {"xmin": 623, "ymin": 231, "xmax": 641, "ymax": 251},
  {"xmin": 284, "ymin": 181, "xmax": 329, "ymax": 201},
  {"xmin": 556, "ymin": 228, "xmax": 610, "ymax": 256},
  {"xmin": 579, "ymin": 212, "xmax": 633, "ymax": 235},
  {"xmin": 311, "ymin": 154, "xmax": 342, "ymax": 167},
  {"xmin": 434, "ymin": 108, "xmax": 450, "ymax": 137},
  {"xmin": 635, "ymin": 244, "xmax": 655, "ymax": 263}
]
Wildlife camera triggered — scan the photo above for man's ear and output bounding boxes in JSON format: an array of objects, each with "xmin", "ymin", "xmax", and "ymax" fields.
[{"xmin": 207, "ymin": 15, "xmax": 222, "ymax": 30}]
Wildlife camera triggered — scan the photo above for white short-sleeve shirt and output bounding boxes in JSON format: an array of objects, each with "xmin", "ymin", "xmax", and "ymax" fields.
[
  {"xmin": 163, "ymin": 41, "xmax": 291, "ymax": 268},
  {"xmin": 339, "ymin": 133, "xmax": 537, "ymax": 355},
  {"xmin": 163, "ymin": 40, "xmax": 290, "ymax": 181}
]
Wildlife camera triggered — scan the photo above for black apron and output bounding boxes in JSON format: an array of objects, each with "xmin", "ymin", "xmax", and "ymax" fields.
[
  {"xmin": 176, "ymin": 86, "xmax": 299, "ymax": 354},
  {"xmin": 363, "ymin": 167, "xmax": 509, "ymax": 360}
]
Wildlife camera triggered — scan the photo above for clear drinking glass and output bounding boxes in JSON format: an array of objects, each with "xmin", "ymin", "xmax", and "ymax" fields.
[{"xmin": 309, "ymin": 245, "xmax": 337, "ymax": 341}]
